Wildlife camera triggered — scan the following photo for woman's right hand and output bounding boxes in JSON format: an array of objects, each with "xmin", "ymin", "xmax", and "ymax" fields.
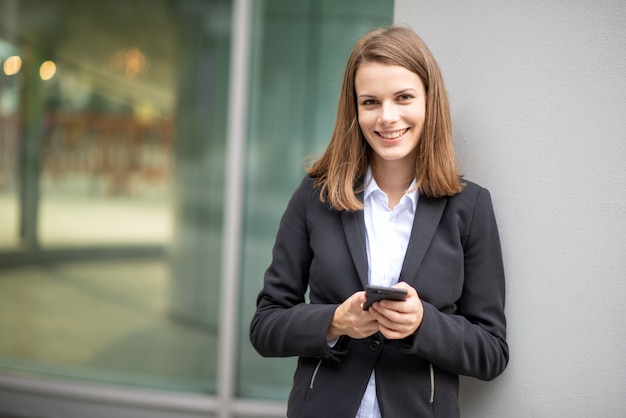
[{"xmin": 327, "ymin": 291, "xmax": 379, "ymax": 341}]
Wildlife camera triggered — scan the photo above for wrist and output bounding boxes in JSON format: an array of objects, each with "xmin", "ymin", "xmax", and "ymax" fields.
[{"xmin": 326, "ymin": 305, "xmax": 344, "ymax": 341}]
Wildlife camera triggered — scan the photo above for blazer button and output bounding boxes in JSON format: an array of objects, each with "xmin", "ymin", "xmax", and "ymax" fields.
[{"xmin": 369, "ymin": 340, "xmax": 381, "ymax": 352}]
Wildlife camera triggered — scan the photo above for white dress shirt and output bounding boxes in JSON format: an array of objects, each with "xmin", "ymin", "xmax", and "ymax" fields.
[{"xmin": 355, "ymin": 168, "xmax": 418, "ymax": 418}]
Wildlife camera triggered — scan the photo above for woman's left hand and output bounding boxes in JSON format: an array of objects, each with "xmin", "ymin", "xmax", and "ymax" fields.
[{"xmin": 368, "ymin": 281, "xmax": 423, "ymax": 340}]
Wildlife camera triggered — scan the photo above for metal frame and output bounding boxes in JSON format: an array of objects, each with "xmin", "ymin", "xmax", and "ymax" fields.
[
  {"xmin": 218, "ymin": 0, "xmax": 255, "ymax": 415},
  {"xmin": 0, "ymin": 374, "xmax": 286, "ymax": 417}
]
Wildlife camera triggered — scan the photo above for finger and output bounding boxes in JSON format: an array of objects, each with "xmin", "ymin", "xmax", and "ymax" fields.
[
  {"xmin": 379, "ymin": 327, "xmax": 409, "ymax": 340},
  {"xmin": 378, "ymin": 299, "xmax": 408, "ymax": 313},
  {"xmin": 371, "ymin": 303, "xmax": 421, "ymax": 334},
  {"xmin": 368, "ymin": 304, "xmax": 402, "ymax": 330},
  {"xmin": 371, "ymin": 301, "xmax": 408, "ymax": 322},
  {"xmin": 391, "ymin": 281, "xmax": 417, "ymax": 296}
]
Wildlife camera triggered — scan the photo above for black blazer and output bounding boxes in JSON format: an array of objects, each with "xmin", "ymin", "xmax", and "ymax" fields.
[{"xmin": 250, "ymin": 175, "xmax": 508, "ymax": 418}]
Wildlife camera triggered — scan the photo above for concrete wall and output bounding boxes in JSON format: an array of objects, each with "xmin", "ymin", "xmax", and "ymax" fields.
[{"xmin": 394, "ymin": 1, "xmax": 626, "ymax": 417}]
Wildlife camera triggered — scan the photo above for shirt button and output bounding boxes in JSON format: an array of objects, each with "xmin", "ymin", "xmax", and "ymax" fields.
[{"xmin": 369, "ymin": 340, "xmax": 381, "ymax": 352}]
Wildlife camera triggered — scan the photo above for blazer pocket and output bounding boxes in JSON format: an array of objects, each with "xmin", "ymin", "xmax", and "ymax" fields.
[{"xmin": 309, "ymin": 359, "xmax": 323, "ymax": 389}]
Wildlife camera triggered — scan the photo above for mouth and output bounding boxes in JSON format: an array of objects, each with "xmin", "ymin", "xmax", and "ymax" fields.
[{"xmin": 376, "ymin": 128, "xmax": 409, "ymax": 140}]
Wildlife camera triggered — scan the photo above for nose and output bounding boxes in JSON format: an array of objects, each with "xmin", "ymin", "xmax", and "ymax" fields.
[{"xmin": 379, "ymin": 101, "xmax": 399, "ymax": 124}]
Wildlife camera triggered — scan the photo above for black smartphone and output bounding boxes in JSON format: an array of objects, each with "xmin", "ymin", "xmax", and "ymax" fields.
[{"xmin": 363, "ymin": 285, "xmax": 407, "ymax": 310}]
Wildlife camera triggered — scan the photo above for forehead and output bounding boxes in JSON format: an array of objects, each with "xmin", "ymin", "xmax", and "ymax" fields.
[{"xmin": 354, "ymin": 62, "xmax": 423, "ymax": 92}]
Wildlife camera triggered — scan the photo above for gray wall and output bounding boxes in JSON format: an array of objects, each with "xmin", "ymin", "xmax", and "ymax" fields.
[{"xmin": 395, "ymin": 1, "xmax": 626, "ymax": 417}]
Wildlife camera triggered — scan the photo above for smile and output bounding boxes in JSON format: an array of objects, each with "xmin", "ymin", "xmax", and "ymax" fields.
[{"xmin": 377, "ymin": 128, "xmax": 409, "ymax": 140}]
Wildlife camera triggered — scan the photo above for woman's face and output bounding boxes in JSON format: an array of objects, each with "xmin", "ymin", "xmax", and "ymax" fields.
[{"xmin": 355, "ymin": 62, "xmax": 426, "ymax": 169}]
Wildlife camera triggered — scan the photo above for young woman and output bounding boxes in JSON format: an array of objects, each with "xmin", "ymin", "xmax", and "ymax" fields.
[{"xmin": 250, "ymin": 26, "xmax": 508, "ymax": 418}]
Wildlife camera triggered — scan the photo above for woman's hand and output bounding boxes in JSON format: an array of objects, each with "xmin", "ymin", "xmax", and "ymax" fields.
[
  {"xmin": 327, "ymin": 291, "xmax": 379, "ymax": 341},
  {"xmin": 368, "ymin": 282, "xmax": 423, "ymax": 340}
]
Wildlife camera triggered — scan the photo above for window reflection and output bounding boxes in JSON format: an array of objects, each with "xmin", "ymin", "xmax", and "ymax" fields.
[
  {"xmin": 1, "ymin": 1, "xmax": 179, "ymax": 248},
  {"xmin": 39, "ymin": 111, "xmax": 174, "ymax": 246},
  {"xmin": 0, "ymin": 0, "xmax": 231, "ymax": 394},
  {"xmin": 35, "ymin": 4, "xmax": 175, "ymax": 247}
]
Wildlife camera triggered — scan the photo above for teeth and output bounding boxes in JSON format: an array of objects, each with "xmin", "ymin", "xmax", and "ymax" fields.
[{"xmin": 379, "ymin": 129, "xmax": 407, "ymax": 139}]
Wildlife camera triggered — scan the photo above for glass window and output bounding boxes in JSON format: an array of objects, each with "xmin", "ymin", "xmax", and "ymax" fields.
[
  {"xmin": 0, "ymin": 0, "xmax": 232, "ymax": 394},
  {"xmin": 237, "ymin": 0, "xmax": 394, "ymax": 400}
]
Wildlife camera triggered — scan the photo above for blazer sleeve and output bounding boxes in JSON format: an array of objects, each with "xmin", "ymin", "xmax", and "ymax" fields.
[
  {"xmin": 406, "ymin": 187, "xmax": 509, "ymax": 381},
  {"xmin": 249, "ymin": 176, "xmax": 345, "ymax": 361}
]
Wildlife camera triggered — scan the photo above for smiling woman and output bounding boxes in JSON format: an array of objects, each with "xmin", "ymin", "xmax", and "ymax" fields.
[{"xmin": 250, "ymin": 26, "xmax": 508, "ymax": 418}]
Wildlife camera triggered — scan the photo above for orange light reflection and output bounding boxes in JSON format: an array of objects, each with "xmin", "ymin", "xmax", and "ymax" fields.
[{"xmin": 3, "ymin": 55, "xmax": 22, "ymax": 75}]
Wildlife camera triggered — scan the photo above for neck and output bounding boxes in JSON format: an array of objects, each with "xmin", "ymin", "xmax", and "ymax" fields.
[{"xmin": 371, "ymin": 159, "xmax": 415, "ymax": 208}]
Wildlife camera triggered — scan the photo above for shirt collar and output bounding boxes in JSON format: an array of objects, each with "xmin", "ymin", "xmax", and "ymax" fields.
[{"xmin": 363, "ymin": 167, "xmax": 418, "ymax": 211}]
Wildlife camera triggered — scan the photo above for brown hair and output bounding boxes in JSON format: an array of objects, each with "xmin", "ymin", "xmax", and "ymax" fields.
[{"xmin": 307, "ymin": 26, "xmax": 463, "ymax": 211}]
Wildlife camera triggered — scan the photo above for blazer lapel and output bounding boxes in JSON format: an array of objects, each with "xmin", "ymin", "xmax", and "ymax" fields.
[
  {"xmin": 399, "ymin": 195, "xmax": 447, "ymax": 286},
  {"xmin": 341, "ymin": 209, "xmax": 369, "ymax": 289}
]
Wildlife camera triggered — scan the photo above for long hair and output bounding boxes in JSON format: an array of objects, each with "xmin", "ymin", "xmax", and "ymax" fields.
[{"xmin": 308, "ymin": 26, "xmax": 463, "ymax": 211}]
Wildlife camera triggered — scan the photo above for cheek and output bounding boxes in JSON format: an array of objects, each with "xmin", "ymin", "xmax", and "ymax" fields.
[
  {"xmin": 357, "ymin": 111, "xmax": 376, "ymax": 132},
  {"xmin": 409, "ymin": 105, "xmax": 427, "ymax": 126}
]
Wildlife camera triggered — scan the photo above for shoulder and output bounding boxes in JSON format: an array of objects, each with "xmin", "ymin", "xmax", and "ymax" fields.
[
  {"xmin": 292, "ymin": 174, "xmax": 320, "ymax": 201},
  {"xmin": 448, "ymin": 179, "xmax": 493, "ymax": 207},
  {"xmin": 437, "ymin": 179, "xmax": 497, "ymax": 228},
  {"xmin": 460, "ymin": 178, "xmax": 488, "ymax": 196},
  {"xmin": 285, "ymin": 174, "xmax": 331, "ymax": 213}
]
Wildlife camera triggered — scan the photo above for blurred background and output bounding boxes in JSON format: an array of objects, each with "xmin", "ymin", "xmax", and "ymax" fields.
[{"xmin": 0, "ymin": 0, "xmax": 393, "ymax": 416}]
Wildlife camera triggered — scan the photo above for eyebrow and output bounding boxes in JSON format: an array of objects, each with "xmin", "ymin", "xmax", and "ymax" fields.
[{"xmin": 357, "ymin": 88, "xmax": 418, "ymax": 99}]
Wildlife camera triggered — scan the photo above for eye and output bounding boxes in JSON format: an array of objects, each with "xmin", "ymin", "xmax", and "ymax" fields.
[
  {"xmin": 397, "ymin": 94, "xmax": 414, "ymax": 102},
  {"xmin": 361, "ymin": 99, "xmax": 377, "ymax": 106}
]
